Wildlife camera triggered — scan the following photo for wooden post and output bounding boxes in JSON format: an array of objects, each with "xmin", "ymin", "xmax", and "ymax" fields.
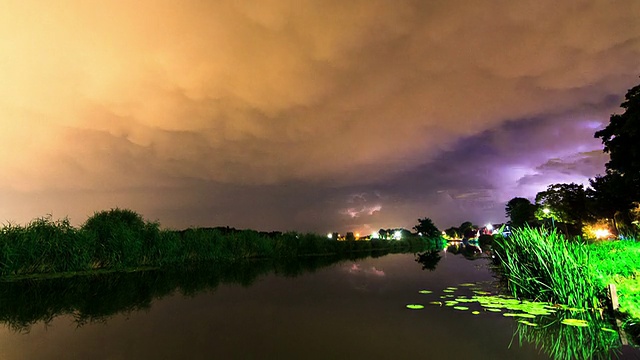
[
  {"xmin": 609, "ymin": 283, "xmax": 619, "ymax": 311},
  {"xmin": 609, "ymin": 284, "xmax": 629, "ymax": 346}
]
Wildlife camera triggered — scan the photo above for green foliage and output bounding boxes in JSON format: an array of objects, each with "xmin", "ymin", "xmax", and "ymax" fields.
[
  {"xmin": 0, "ymin": 217, "xmax": 93, "ymax": 275},
  {"xmin": 413, "ymin": 217, "xmax": 440, "ymax": 238},
  {"xmin": 493, "ymin": 226, "xmax": 600, "ymax": 308},
  {"xmin": 595, "ymin": 80, "xmax": 640, "ymax": 184},
  {"xmin": 505, "ymin": 197, "xmax": 537, "ymax": 228},
  {"xmin": 535, "ymin": 183, "xmax": 591, "ymax": 227},
  {"xmin": 443, "ymin": 227, "xmax": 460, "ymax": 239},
  {"xmin": 586, "ymin": 240, "xmax": 640, "ymax": 321},
  {"xmin": 494, "ymin": 226, "xmax": 640, "ymax": 336},
  {"xmin": 82, "ymin": 208, "xmax": 156, "ymax": 269},
  {"xmin": 0, "ymin": 210, "xmax": 437, "ymax": 278}
]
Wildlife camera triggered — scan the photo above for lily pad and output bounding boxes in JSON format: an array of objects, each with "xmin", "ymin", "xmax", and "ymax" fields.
[
  {"xmin": 406, "ymin": 304, "xmax": 424, "ymax": 310},
  {"xmin": 443, "ymin": 289, "xmax": 455, "ymax": 293},
  {"xmin": 429, "ymin": 301, "xmax": 443, "ymax": 305},
  {"xmin": 503, "ymin": 313, "xmax": 536, "ymax": 319},
  {"xmin": 486, "ymin": 308, "xmax": 502, "ymax": 312},
  {"xmin": 459, "ymin": 283, "xmax": 476, "ymax": 287},
  {"xmin": 418, "ymin": 290, "xmax": 433, "ymax": 294},
  {"xmin": 453, "ymin": 306, "xmax": 469, "ymax": 311},
  {"xmin": 471, "ymin": 311, "xmax": 480, "ymax": 315}
]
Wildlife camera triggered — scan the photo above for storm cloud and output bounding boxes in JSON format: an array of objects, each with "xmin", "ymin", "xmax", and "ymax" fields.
[{"xmin": 1, "ymin": 1, "xmax": 639, "ymax": 231}]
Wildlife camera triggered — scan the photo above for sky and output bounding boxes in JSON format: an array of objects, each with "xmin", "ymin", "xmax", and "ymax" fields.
[{"xmin": 1, "ymin": 1, "xmax": 639, "ymax": 234}]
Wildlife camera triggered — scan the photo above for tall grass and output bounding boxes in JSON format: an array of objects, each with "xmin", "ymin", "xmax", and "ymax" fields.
[
  {"xmin": 492, "ymin": 226, "xmax": 600, "ymax": 309},
  {"xmin": 0, "ymin": 209, "xmax": 438, "ymax": 278}
]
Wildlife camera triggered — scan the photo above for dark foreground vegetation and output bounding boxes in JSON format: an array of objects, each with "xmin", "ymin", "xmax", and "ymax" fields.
[{"xmin": 0, "ymin": 208, "xmax": 436, "ymax": 279}]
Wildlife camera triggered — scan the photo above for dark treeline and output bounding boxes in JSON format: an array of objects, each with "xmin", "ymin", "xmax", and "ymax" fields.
[
  {"xmin": 505, "ymin": 79, "xmax": 640, "ymax": 239},
  {"xmin": 0, "ymin": 209, "xmax": 438, "ymax": 278}
]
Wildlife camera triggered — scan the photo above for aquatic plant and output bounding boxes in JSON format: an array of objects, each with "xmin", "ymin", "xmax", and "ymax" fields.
[
  {"xmin": 409, "ymin": 283, "xmax": 625, "ymax": 359},
  {"xmin": 492, "ymin": 226, "xmax": 600, "ymax": 309}
]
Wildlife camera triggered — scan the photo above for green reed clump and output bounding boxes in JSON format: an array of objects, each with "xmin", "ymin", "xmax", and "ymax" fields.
[
  {"xmin": 82, "ymin": 208, "xmax": 160, "ymax": 269},
  {"xmin": 0, "ymin": 217, "xmax": 93, "ymax": 276},
  {"xmin": 493, "ymin": 226, "xmax": 600, "ymax": 309}
]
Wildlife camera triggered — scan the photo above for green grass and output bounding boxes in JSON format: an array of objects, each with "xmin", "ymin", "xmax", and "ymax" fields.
[
  {"xmin": 587, "ymin": 240, "xmax": 640, "ymax": 321},
  {"xmin": 0, "ymin": 209, "xmax": 439, "ymax": 278}
]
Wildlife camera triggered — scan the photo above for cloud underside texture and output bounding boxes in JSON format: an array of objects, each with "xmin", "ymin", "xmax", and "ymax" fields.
[{"xmin": 1, "ymin": 1, "xmax": 639, "ymax": 230}]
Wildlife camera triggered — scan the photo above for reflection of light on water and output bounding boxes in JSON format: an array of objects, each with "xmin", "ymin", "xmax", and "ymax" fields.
[{"xmin": 346, "ymin": 263, "xmax": 385, "ymax": 276}]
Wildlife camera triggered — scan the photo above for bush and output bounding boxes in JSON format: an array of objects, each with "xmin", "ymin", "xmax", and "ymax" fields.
[{"xmin": 82, "ymin": 209, "xmax": 151, "ymax": 269}]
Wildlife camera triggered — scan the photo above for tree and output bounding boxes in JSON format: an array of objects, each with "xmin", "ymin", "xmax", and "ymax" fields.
[
  {"xmin": 535, "ymin": 183, "xmax": 591, "ymax": 235},
  {"xmin": 444, "ymin": 227, "xmax": 460, "ymax": 239},
  {"xmin": 505, "ymin": 197, "xmax": 537, "ymax": 228},
  {"xmin": 594, "ymin": 80, "xmax": 640, "ymax": 206},
  {"xmin": 413, "ymin": 217, "xmax": 440, "ymax": 238},
  {"xmin": 458, "ymin": 221, "xmax": 477, "ymax": 239}
]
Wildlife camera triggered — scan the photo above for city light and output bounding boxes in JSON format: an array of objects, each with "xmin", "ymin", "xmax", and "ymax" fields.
[
  {"xmin": 371, "ymin": 232, "xmax": 380, "ymax": 239},
  {"xmin": 393, "ymin": 230, "xmax": 402, "ymax": 240},
  {"xmin": 327, "ymin": 233, "xmax": 332, "ymax": 239}
]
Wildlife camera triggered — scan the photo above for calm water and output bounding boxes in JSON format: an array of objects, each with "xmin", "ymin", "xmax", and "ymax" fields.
[{"xmin": 0, "ymin": 251, "xmax": 637, "ymax": 359}]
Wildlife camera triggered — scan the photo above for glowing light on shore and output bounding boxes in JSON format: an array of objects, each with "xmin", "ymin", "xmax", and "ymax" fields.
[
  {"xmin": 594, "ymin": 228, "xmax": 611, "ymax": 239},
  {"xmin": 327, "ymin": 233, "xmax": 332, "ymax": 239},
  {"xmin": 393, "ymin": 230, "xmax": 402, "ymax": 240}
]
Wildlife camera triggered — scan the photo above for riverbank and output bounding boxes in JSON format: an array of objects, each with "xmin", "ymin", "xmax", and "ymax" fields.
[
  {"xmin": 492, "ymin": 226, "xmax": 640, "ymax": 344},
  {"xmin": 0, "ymin": 209, "xmax": 439, "ymax": 280}
]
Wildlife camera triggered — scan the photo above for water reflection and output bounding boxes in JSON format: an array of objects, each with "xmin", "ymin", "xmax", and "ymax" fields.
[
  {"xmin": 513, "ymin": 309, "xmax": 622, "ymax": 360},
  {"xmin": 415, "ymin": 250, "xmax": 442, "ymax": 271},
  {"xmin": 0, "ymin": 253, "xmax": 384, "ymax": 332}
]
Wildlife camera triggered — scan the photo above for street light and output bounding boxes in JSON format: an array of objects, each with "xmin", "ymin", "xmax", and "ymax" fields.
[{"xmin": 486, "ymin": 223, "xmax": 493, "ymax": 233}]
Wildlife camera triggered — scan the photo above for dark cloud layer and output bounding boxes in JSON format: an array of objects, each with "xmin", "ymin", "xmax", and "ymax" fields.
[{"xmin": 1, "ymin": 1, "xmax": 639, "ymax": 232}]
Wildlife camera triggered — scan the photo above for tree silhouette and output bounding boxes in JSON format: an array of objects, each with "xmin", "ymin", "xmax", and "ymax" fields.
[
  {"xmin": 505, "ymin": 197, "xmax": 537, "ymax": 228},
  {"xmin": 413, "ymin": 217, "xmax": 440, "ymax": 238}
]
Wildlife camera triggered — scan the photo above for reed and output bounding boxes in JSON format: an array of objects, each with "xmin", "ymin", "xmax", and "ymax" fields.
[
  {"xmin": 0, "ymin": 209, "xmax": 439, "ymax": 278},
  {"xmin": 492, "ymin": 226, "xmax": 600, "ymax": 309}
]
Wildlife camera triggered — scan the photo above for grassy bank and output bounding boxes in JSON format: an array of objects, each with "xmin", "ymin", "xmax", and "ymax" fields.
[
  {"xmin": 493, "ymin": 226, "xmax": 640, "ymax": 340},
  {"xmin": 0, "ymin": 209, "xmax": 437, "ymax": 279}
]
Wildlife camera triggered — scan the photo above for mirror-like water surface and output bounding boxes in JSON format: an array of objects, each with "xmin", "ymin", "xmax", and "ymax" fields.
[{"xmin": 0, "ymin": 252, "xmax": 638, "ymax": 359}]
